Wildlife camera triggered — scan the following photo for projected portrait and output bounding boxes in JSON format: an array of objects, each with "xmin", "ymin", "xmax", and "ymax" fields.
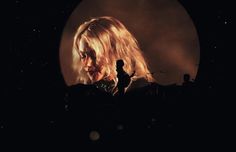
[{"xmin": 71, "ymin": 16, "xmax": 155, "ymax": 94}]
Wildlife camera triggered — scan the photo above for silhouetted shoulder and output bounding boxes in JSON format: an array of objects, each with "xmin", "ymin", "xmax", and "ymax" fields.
[{"xmin": 67, "ymin": 83, "xmax": 111, "ymax": 98}]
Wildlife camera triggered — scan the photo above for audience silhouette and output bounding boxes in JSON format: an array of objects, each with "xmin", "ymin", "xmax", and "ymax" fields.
[{"xmin": 183, "ymin": 73, "xmax": 194, "ymax": 87}]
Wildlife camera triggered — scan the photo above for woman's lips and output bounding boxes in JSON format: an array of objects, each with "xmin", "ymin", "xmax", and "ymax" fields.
[
  {"xmin": 88, "ymin": 70, "xmax": 97, "ymax": 79},
  {"xmin": 88, "ymin": 71, "xmax": 95, "ymax": 76},
  {"xmin": 86, "ymin": 66, "xmax": 101, "ymax": 81}
]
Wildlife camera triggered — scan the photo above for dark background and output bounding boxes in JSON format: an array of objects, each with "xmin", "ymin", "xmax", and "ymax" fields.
[{"xmin": 3, "ymin": 0, "xmax": 232, "ymax": 150}]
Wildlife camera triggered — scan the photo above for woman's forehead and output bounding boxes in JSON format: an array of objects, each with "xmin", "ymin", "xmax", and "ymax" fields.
[{"xmin": 79, "ymin": 35, "xmax": 103, "ymax": 53}]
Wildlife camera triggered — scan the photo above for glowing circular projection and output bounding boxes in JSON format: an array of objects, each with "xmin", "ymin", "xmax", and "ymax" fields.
[{"xmin": 60, "ymin": 0, "xmax": 200, "ymax": 86}]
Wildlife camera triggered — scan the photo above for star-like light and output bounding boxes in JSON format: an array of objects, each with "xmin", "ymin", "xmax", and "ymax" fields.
[
  {"xmin": 65, "ymin": 105, "xmax": 69, "ymax": 111},
  {"xmin": 151, "ymin": 118, "xmax": 156, "ymax": 122},
  {"xmin": 117, "ymin": 124, "xmax": 124, "ymax": 130}
]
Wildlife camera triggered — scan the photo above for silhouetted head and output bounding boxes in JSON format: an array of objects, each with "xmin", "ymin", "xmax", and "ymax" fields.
[
  {"xmin": 72, "ymin": 16, "xmax": 155, "ymax": 86},
  {"xmin": 183, "ymin": 74, "xmax": 190, "ymax": 82},
  {"xmin": 116, "ymin": 59, "xmax": 124, "ymax": 69}
]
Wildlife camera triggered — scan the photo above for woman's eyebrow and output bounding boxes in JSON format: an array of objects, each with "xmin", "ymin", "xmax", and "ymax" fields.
[{"xmin": 79, "ymin": 49, "xmax": 87, "ymax": 54}]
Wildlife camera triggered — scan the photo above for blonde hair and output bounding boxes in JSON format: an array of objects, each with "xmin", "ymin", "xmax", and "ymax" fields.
[{"xmin": 72, "ymin": 16, "xmax": 155, "ymax": 86}]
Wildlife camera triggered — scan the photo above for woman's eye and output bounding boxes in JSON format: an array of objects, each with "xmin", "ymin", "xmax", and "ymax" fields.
[
  {"xmin": 87, "ymin": 50, "xmax": 96, "ymax": 60},
  {"xmin": 80, "ymin": 52, "xmax": 87, "ymax": 59}
]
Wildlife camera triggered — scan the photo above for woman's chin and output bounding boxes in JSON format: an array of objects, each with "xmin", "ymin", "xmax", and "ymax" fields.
[
  {"xmin": 94, "ymin": 74, "xmax": 105, "ymax": 83},
  {"xmin": 88, "ymin": 73, "xmax": 101, "ymax": 83}
]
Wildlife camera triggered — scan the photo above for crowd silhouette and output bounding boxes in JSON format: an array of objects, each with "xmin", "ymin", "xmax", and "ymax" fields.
[{"xmin": 68, "ymin": 66, "xmax": 196, "ymax": 101}]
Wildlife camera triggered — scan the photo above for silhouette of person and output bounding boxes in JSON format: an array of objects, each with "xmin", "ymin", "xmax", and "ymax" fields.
[
  {"xmin": 182, "ymin": 74, "xmax": 194, "ymax": 87},
  {"xmin": 115, "ymin": 59, "xmax": 135, "ymax": 96},
  {"xmin": 182, "ymin": 73, "xmax": 195, "ymax": 100}
]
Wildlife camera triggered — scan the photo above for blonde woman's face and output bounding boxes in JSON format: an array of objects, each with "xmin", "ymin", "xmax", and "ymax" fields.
[{"xmin": 78, "ymin": 39, "xmax": 106, "ymax": 83}]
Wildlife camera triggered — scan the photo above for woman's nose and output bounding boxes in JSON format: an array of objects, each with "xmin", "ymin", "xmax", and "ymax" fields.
[{"xmin": 84, "ymin": 57, "xmax": 93, "ymax": 71}]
